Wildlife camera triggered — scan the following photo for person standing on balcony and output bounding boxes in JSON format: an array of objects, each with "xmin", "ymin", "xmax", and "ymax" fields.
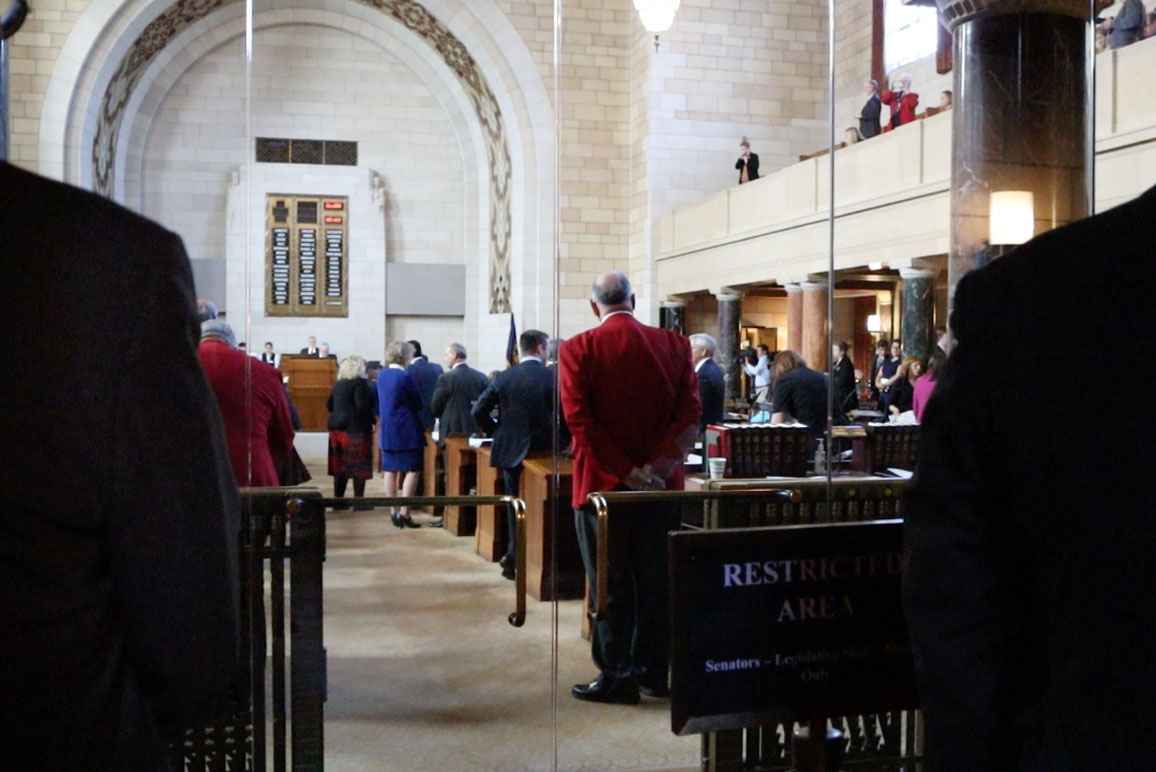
[
  {"xmin": 859, "ymin": 79, "xmax": 882, "ymax": 139},
  {"xmin": 735, "ymin": 137, "xmax": 760, "ymax": 184},
  {"xmin": 882, "ymin": 75, "xmax": 919, "ymax": 130},
  {"xmin": 1109, "ymin": 0, "xmax": 1146, "ymax": 48}
]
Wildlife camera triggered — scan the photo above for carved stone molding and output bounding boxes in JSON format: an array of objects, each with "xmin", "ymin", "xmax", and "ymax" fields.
[
  {"xmin": 91, "ymin": 0, "xmax": 513, "ymax": 313},
  {"xmin": 933, "ymin": 0, "xmax": 1093, "ymax": 30}
]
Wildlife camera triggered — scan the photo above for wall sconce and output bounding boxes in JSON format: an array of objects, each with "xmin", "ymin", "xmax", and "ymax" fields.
[
  {"xmin": 867, "ymin": 314, "xmax": 882, "ymax": 334},
  {"xmin": 989, "ymin": 190, "xmax": 1035, "ymax": 246}
]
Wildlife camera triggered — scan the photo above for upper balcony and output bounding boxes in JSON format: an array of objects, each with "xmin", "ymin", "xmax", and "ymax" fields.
[{"xmin": 654, "ymin": 36, "xmax": 1156, "ymax": 297}]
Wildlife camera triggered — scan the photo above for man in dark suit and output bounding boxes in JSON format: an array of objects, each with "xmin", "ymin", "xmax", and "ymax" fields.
[
  {"xmin": 472, "ymin": 330, "xmax": 557, "ymax": 580},
  {"xmin": 859, "ymin": 79, "xmax": 882, "ymax": 139},
  {"xmin": 561, "ymin": 272, "xmax": 701, "ymax": 705},
  {"xmin": 0, "ymin": 162, "xmax": 240, "ymax": 769},
  {"xmin": 690, "ymin": 333, "xmax": 725, "ymax": 430},
  {"xmin": 904, "ymin": 185, "xmax": 1156, "ymax": 771},
  {"xmin": 299, "ymin": 336, "xmax": 319, "ymax": 356},
  {"xmin": 430, "ymin": 342, "xmax": 489, "ymax": 436},
  {"xmin": 406, "ymin": 340, "xmax": 444, "ymax": 431}
]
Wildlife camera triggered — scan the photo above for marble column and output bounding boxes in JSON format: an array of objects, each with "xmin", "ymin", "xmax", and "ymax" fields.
[
  {"xmin": 715, "ymin": 289, "xmax": 743, "ymax": 404},
  {"xmin": 801, "ymin": 281, "xmax": 829, "ymax": 372},
  {"xmin": 785, "ymin": 284, "xmax": 804, "ymax": 354},
  {"xmin": 936, "ymin": 0, "xmax": 1092, "ymax": 306},
  {"xmin": 659, "ymin": 298, "xmax": 687, "ymax": 335},
  {"xmin": 900, "ymin": 268, "xmax": 936, "ymax": 361}
]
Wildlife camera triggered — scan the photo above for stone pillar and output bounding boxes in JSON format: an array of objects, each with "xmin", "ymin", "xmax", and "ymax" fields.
[
  {"xmin": 900, "ymin": 268, "xmax": 936, "ymax": 361},
  {"xmin": 659, "ymin": 298, "xmax": 687, "ymax": 335},
  {"xmin": 785, "ymin": 284, "xmax": 804, "ymax": 354},
  {"xmin": 937, "ymin": 0, "xmax": 1091, "ymax": 306},
  {"xmin": 801, "ymin": 281, "xmax": 829, "ymax": 372},
  {"xmin": 715, "ymin": 289, "xmax": 743, "ymax": 404}
]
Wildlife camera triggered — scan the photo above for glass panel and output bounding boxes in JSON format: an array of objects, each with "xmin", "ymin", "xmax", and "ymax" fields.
[{"xmin": 550, "ymin": 1, "xmax": 835, "ymax": 768}]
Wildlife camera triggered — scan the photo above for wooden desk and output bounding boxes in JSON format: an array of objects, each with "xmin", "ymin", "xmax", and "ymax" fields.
[
  {"xmin": 473, "ymin": 446, "xmax": 507, "ymax": 561},
  {"xmin": 443, "ymin": 437, "xmax": 477, "ymax": 536},
  {"xmin": 280, "ymin": 355, "xmax": 336, "ymax": 431},
  {"xmin": 521, "ymin": 456, "xmax": 583, "ymax": 601},
  {"xmin": 420, "ymin": 432, "xmax": 443, "ymax": 516}
]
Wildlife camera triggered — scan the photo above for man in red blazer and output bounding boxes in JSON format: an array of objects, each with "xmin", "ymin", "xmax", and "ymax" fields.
[
  {"xmin": 198, "ymin": 320, "xmax": 296, "ymax": 487},
  {"xmin": 560, "ymin": 271, "xmax": 701, "ymax": 704}
]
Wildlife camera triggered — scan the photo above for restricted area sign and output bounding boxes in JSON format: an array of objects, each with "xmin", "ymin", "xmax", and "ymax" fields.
[{"xmin": 669, "ymin": 520, "xmax": 917, "ymax": 735}]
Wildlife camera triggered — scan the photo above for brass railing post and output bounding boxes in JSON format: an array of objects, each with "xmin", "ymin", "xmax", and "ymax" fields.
[{"xmin": 507, "ymin": 497, "xmax": 527, "ymax": 628}]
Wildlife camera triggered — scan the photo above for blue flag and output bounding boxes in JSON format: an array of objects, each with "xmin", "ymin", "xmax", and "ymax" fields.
[{"xmin": 506, "ymin": 314, "xmax": 518, "ymax": 368}]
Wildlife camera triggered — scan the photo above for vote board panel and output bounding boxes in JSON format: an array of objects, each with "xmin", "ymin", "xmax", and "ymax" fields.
[{"xmin": 265, "ymin": 194, "xmax": 349, "ymax": 317}]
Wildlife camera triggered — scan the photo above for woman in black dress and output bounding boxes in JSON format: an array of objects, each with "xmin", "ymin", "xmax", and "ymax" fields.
[
  {"xmin": 327, "ymin": 355, "xmax": 378, "ymax": 502},
  {"xmin": 888, "ymin": 357, "xmax": 924, "ymax": 416}
]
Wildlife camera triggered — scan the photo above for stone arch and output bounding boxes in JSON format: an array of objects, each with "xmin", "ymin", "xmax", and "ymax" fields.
[{"xmin": 40, "ymin": 0, "xmax": 556, "ymax": 329}]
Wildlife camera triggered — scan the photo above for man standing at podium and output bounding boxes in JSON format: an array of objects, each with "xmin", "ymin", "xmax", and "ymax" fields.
[
  {"xmin": 300, "ymin": 336, "xmax": 320, "ymax": 356},
  {"xmin": 561, "ymin": 271, "xmax": 700, "ymax": 705}
]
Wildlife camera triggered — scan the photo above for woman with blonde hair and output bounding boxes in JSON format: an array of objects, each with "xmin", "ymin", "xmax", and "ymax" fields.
[
  {"xmin": 326, "ymin": 355, "xmax": 377, "ymax": 503},
  {"xmin": 376, "ymin": 341, "xmax": 425, "ymax": 528}
]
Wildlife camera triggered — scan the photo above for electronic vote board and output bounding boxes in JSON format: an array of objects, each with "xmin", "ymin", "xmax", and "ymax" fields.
[{"xmin": 265, "ymin": 194, "xmax": 349, "ymax": 317}]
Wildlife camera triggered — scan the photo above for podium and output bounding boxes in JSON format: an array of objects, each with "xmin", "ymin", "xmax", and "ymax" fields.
[{"xmin": 280, "ymin": 355, "xmax": 337, "ymax": 431}]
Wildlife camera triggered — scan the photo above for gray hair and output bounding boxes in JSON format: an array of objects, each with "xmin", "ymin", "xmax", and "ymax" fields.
[
  {"xmin": 689, "ymin": 333, "xmax": 717, "ymax": 356},
  {"xmin": 201, "ymin": 319, "xmax": 236, "ymax": 348},
  {"xmin": 448, "ymin": 342, "xmax": 467, "ymax": 361},
  {"xmin": 338, "ymin": 355, "xmax": 367, "ymax": 380},
  {"xmin": 591, "ymin": 272, "xmax": 633, "ymax": 307},
  {"xmin": 196, "ymin": 298, "xmax": 218, "ymax": 322},
  {"xmin": 386, "ymin": 340, "xmax": 412, "ymax": 366}
]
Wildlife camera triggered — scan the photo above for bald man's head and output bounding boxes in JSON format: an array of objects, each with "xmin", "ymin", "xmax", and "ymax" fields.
[{"xmin": 590, "ymin": 271, "xmax": 635, "ymax": 318}]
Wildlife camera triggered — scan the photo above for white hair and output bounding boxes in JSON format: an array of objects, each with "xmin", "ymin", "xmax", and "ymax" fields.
[
  {"xmin": 447, "ymin": 342, "xmax": 467, "ymax": 361},
  {"xmin": 338, "ymin": 355, "xmax": 367, "ymax": 380},
  {"xmin": 689, "ymin": 333, "xmax": 717, "ymax": 356}
]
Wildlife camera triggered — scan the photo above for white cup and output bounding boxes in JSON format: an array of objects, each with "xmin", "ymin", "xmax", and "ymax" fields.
[{"xmin": 708, "ymin": 457, "xmax": 727, "ymax": 480}]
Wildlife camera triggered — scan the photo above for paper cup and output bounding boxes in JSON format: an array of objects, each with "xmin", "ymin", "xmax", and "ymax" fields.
[{"xmin": 708, "ymin": 457, "xmax": 727, "ymax": 480}]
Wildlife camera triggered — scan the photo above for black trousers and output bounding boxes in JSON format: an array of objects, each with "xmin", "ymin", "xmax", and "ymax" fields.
[
  {"xmin": 334, "ymin": 475, "xmax": 366, "ymax": 498},
  {"xmin": 574, "ymin": 498, "xmax": 679, "ymax": 684},
  {"xmin": 501, "ymin": 466, "xmax": 522, "ymax": 561}
]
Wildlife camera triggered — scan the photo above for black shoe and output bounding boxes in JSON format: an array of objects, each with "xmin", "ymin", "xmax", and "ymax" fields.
[
  {"xmin": 501, "ymin": 564, "xmax": 515, "ymax": 581},
  {"xmin": 399, "ymin": 514, "xmax": 421, "ymax": 529},
  {"xmin": 639, "ymin": 680, "xmax": 670, "ymax": 699},
  {"xmin": 426, "ymin": 517, "xmax": 444, "ymax": 528},
  {"xmin": 571, "ymin": 675, "xmax": 640, "ymax": 705},
  {"xmin": 498, "ymin": 553, "xmax": 514, "ymax": 571},
  {"xmin": 390, "ymin": 512, "xmax": 404, "ymax": 529}
]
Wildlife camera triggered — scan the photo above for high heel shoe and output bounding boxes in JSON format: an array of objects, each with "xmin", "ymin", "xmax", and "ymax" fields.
[{"xmin": 390, "ymin": 511, "xmax": 404, "ymax": 529}]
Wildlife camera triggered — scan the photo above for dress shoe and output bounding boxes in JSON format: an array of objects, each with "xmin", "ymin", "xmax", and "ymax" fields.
[
  {"xmin": 639, "ymin": 680, "xmax": 670, "ymax": 699},
  {"xmin": 498, "ymin": 553, "xmax": 514, "ymax": 571},
  {"xmin": 390, "ymin": 511, "xmax": 404, "ymax": 529},
  {"xmin": 571, "ymin": 675, "xmax": 640, "ymax": 705},
  {"xmin": 501, "ymin": 564, "xmax": 515, "ymax": 581}
]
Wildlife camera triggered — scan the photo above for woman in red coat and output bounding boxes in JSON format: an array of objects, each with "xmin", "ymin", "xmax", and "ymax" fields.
[
  {"xmin": 198, "ymin": 321, "xmax": 296, "ymax": 486},
  {"xmin": 881, "ymin": 76, "xmax": 919, "ymax": 129}
]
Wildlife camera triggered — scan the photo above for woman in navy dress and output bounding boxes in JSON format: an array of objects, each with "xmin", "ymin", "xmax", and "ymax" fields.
[{"xmin": 376, "ymin": 341, "xmax": 425, "ymax": 528}]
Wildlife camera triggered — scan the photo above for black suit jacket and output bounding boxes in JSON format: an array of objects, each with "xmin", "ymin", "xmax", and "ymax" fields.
[
  {"xmin": 407, "ymin": 357, "xmax": 444, "ymax": 431},
  {"xmin": 735, "ymin": 152, "xmax": 759, "ymax": 183},
  {"xmin": 696, "ymin": 358, "xmax": 725, "ymax": 430},
  {"xmin": 326, "ymin": 377, "xmax": 377, "ymax": 434},
  {"xmin": 430, "ymin": 363, "xmax": 489, "ymax": 436},
  {"xmin": 860, "ymin": 95, "xmax": 882, "ymax": 139},
  {"xmin": 832, "ymin": 356, "xmax": 857, "ymax": 414},
  {"xmin": 299, "ymin": 347, "xmax": 319, "ymax": 356},
  {"xmin": 0, "ymin": 163, "xmax": 240, "ymax": 770},
  {"xmin": 471, "ymin": 360, "xmax": 556, "ymax": 469},
  {"xmin": 905, "ymin": 185, "xmax": 1156, "ymax": 771}
]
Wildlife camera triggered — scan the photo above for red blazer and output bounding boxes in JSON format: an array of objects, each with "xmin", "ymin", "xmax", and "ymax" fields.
[
  {"xmin": 559, "ymin": 313, "xmax": 701, "ymax": 508},
  {"xmin": 198, "ymin": 340, "xmax": 296, "ymax": 487},
  {"xmin": 881, "ymin": 89, "xmax": 919, "ymax": 128}
]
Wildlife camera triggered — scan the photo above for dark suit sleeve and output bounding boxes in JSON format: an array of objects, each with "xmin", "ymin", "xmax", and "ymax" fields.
[
  {"xmin": 748, "ymin": 153, "xmax": 759, "ymax": 178},
  {"xmin": 109, "ymin": 232, "xmax": 240, "ymax": 734},
  {"xmin": 904, "ymin": 272, "xmax": 1012, "ymax": 769},
  {"xmin": 656, "ymin": 338, "xmax": 702, "ymax": 462},
  {"xmin": 430, "ymin": 372, "xmax": 451, "ymax": 419},
  {"xmin": 472, "ymin": 380, "xmax": 500, "ymax": 435}
]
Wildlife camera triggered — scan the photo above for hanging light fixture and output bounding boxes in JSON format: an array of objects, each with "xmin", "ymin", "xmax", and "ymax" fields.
[{"xmin": 633, "ymin": 0, "xmax": 681, "ymax": 50}]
